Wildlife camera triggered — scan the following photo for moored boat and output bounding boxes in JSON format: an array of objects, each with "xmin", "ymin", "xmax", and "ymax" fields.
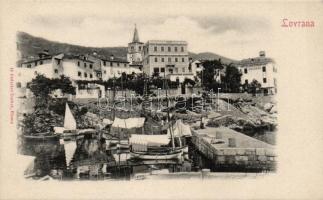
[{"xmin": 130, "ymin": 149, "xmax": 182, "ymax": 160}]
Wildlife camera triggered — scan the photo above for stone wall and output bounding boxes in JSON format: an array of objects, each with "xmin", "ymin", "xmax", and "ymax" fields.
[{"xmin": 192, "ymin": 135, "xmax": 276, "ymax": 171}]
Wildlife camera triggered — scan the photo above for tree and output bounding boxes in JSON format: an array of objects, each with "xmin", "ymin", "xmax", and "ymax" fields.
[
  {"xmin": 152, "ymin": 71, "xmax": 160, "ymax": 78},
  {"xmin": 28, "ymin": 74, "xmax": 52, "ymax": 98},
  {"xmin": 223, "ymin": 64, "xmax": 242, "ymax": 93},
  {"xmin": 183, "ymin": 78, "xmax": 196, "ymax": 87},
  {"xmin": 51, "ymin": 75, "xmax": 76, "ymax": 95},
  {"xmin": 200, "ymin": 59, "xmax": 224, "ymax": 90},
  {"xmin": 248, "ymin": 79, "xmax": 262, "ymax": 96}
]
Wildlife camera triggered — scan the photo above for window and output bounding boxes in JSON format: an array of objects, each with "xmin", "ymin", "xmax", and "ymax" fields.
[
  {"xmin": 168, "ymin": 46, "xmax": 171, "ymax": 52},
  {"xmin": 16, "ymin": 82, "xmax": 21, "ymax": 88},
  {"xmin": 175, "ymin": 47, "xmax": 178, "ymax": 52},
  {"xmin": 103, "ymin": 61, "xmax": 106, "ymax": 66},
  {"xmin": 139, "ymin": 46, "xmax": 141, "ymax": 51},
  {"xmin": 27, "ymin": 64, "xmax": 31, "ymax": 68},
  {"xmin": 117, "ymin": 62, "xmax": 120, "ymax": 66},
  {"xmin": 35, "ymin": 61, "xmax": 37, "ymax": 66},
  {"xmin": 90, "ymin": 64, "xmax": 93, "ymax": 69},
  {"xmin": 263, "ymin": 78, "xmax": 267, "ymax": 83},
  {"xmin": 124, "ymin": 63, "xmax": 127, "ymax": 67},
  {"xmin": 84, "ymin": 72, "xmax": 87, "ymax": 78},
  {"xmin": 40, "ymin": 60, "xmax": 43, "ymax": 65},
  {"xmin": 169, "ymin": 69, "xmax": 173, "ymax": 74},
  {"xmin": 161, "ymin": 68, "xmax": 165, "ymax": 73},
  {"xmin": 244, "ymin": 68, "xmax": 248, "ymax": 74},
  {"xmin": 182, "ymin": 68, "xmax": 185, "ymax": 73},
  {"xmin": 90, "ymin": 74, "xmax": 93, "ymax": 78},
  {"xmin": 154, "ymin": 68, "xmax": 159, "ymax": 73},
  {"xmin": 57, "ymin": 60, "xmax": 61, "ymax": 65},
  {"xmin": 110, "ymin": 62, "xmax": 113, "ymax": 66},
  {"xmin": 168, "ymin": 57, "xmax": 171, "ymax": 62},
  {"xmin": 78, "ymin": 71, "xmax": 82, "ymax": 77},
  {"xmin": 182, "ymin": 58, "xmax": 185, "ymax": 62},
  {"xmin": 78, "ymin": 61, "xmax": 80, "ymax": 66},
  {"xmin": 161, "ymin": 57, "xmax": 164, "ymax": 62},
  {"xmin": 161, "ymin": 47, "xmax": 164, "ymax": 52},
  {"xmin": 175, "ymin": 58, "xmax": 178, "ymax": 62},
  {"xmin": 188, "ymin": 65, "xmax": 192, "ymax": 72},
  {"xmin": 131, "ymin": 46, "xmax": 134, "ymax": 50},
  {"xmin": 84, "ymin": 63, "xmax": 87, "ymax": 68},
  {"xmin": 262, "ymin": 66, "xmax": 266, "ymax": 72},
  {"xmin": 154, "ymin": 46, "xmax": 157, "ymax": 52},
  {"xmin": 175, "ymin": 68, "xmax": 178, "ymax": 73},
  {"xmin": 104, "ymin": 70, "xmax": 106, "ymax": 74},
  {"xmin": 54, "ymin": 69, "xmax": 58, "ymax": 73},
  {"xmin": 245, "ymin": 79, "xmax": 248, "ymax": 84},
  {"xmin": 181, "ymin": 46, "xmax": 184, "ymax": 52},
  {"xmin": 155, "ymin": 57, "xmax": 158, "ymax": 62},
  {"xmin": 274, "ymin": 78, "xmax": 277, "ymax": 87}
]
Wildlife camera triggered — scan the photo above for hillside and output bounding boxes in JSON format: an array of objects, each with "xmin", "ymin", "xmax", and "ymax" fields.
[
  {"xmin": 17, "ymin": 32, "xmax": 237, "ymax": 64},
  {"xmin": 189, "ymin": 52, "xmax": 237, "ymax": 64},
  {"xmin": 17, "ymin": 32, "xmax": 127, "ymax": 60}
]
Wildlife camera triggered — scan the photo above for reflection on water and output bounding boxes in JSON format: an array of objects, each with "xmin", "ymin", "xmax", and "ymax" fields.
[{"xmin": 21, "ymin": 135, "xmax": 190, "ymax": 180}]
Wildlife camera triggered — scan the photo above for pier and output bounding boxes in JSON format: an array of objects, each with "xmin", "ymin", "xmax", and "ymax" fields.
[{"xmin": 191, "ymin": 127, "xmax": 276, "ymax": 171}]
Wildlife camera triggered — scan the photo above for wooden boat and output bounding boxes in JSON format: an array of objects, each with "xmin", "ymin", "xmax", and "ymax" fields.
[
  {"xmin": 130, "ymin": 149, "xmax": 182, "ymax": 160},
  {"xmin": 23, "ymin": 134, "xmax": 59, "ymax": 141}
]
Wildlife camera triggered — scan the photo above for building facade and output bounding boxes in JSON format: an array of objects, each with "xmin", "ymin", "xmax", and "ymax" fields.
[
  {"xmin": 17, "ymin": 53, "xmax": 100, "ymax": 88},
  {"xmin": 238, "ymin": 51, "xmax": 277, "ymax": 94},
  {"xmin": 142, "ymin": 40, "xmax": 193, "ymax": 82},
  {"xmin": 100, "ymin": 55, "xmax": 141, "ymax": 80}
]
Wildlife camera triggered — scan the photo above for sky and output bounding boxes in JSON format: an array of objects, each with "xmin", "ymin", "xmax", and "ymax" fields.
[{"xmin": 16, "ymin": 1, "xmax": 280, "ymax": 60}]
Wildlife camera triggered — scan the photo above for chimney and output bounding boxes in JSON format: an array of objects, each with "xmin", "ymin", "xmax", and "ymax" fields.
[
  {"xmin": 259, "ymin": 51, "xmax": 266, "ymax": 57},
  {"xmin": 110, "ymin": 54, "xmax": 114, "ymax": 60}
]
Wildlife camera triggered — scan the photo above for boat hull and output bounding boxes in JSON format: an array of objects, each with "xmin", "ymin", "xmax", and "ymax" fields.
[{"xmin": 130, "ymin": 150, "xmax": 182, "ymax": 160}]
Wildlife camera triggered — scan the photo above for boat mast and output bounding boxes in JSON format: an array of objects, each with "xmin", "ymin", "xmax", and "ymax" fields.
[
  {"xmin": 164, "ymin": 73, "xmax": 175, "ymax": 150},
  {"xmin": 113, "ymin": 76, "xmax": 116, "ymax": 121}
]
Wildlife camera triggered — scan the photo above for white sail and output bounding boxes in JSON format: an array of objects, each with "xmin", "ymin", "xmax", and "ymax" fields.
[
  {"xmin": 64, "ymin": 103, "xmax": 77, "ymax": 130},
  {"xmin": 64, "ymin": 140, "xmax": 77, "ymax": 167}
]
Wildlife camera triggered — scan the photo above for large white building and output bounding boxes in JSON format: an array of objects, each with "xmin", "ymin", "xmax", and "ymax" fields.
[
  {"xmin": 238, "ymin": 51, "xmax": 277, "ymax": 94},
  {"xmin": 17, "ymin": 53, "xmax": 100, "ymax": 88},
  {"xmin": 142, "ymin": 40, "xmax": 194, "ymax": 82}
]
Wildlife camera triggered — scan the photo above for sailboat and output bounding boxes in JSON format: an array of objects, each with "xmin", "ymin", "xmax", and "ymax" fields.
[
  {"xmin": 54, "ymin": 103, "xmax": 95, "ymax": 139},
  {"xmin": 129, "ymin": 74, "xmax": 187, "ymax": 160}
]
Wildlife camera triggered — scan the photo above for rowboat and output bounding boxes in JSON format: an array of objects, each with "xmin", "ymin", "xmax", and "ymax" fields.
[{"xmin": 130, "ymin": 149, "xmax": 182, "ymax": 160}]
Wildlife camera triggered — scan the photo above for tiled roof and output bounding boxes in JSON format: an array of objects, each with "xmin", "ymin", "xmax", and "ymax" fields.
[
  {"xmin": 21, "ymin": 57, "xmax": 52, "ymax": 64},
  {"xmin": 238, "ymin": 57, "xmax": 275, "ymax": 66},
  {"xmin": 101, "ymin": 58, "xmax": 129, "ymax": 63}
]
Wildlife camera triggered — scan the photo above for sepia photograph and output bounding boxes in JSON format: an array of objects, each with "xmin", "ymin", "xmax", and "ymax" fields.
[{"xmin": 0, "ymin": 0, "xmax": 322, "ymax": 199}]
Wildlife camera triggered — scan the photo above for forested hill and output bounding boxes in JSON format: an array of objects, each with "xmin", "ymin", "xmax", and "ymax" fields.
[{"xmin": 17, "ymin": 32, "xmax": 237, "ymax": 64}]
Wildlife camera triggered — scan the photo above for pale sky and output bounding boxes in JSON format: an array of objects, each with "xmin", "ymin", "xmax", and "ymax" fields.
[{"xmin": 16, "ymin": 1, "xmax": 282, "ymax": 60}]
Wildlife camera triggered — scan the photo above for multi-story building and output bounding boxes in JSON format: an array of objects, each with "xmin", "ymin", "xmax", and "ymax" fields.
[
  {"xmin": 100, "ymin": 55, "xmax": 141, "ymax": 80},
  {"xmin": 238, "ymin": 51, "xmax": 277, "ymax": 94},
  {"xmin": 142, "ymin": 40, "xmax": 194, "ymax": 82},
  {"xmin": 17, "ymin": 53, "xmax": 99, "ymax": 88}
]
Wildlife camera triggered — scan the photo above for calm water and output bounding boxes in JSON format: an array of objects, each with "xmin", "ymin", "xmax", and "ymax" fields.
[
  {"xmin": 21, "ymin": 130, "xmax": 275, "ymax": 180},
  {"xmin": 21, "ymin": 135, "xmax": 192, "ymax": 180}
]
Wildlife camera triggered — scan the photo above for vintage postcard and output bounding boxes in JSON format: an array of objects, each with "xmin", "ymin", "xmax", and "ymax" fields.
[{"xmin": 0, "ymin": 0, "xmax": 322, "ymax": 199}]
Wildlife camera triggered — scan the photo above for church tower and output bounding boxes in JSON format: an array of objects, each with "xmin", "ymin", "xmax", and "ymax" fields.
[{"xmin": 127, "ymin": 24, "xmax": 144, "ymax": 65}]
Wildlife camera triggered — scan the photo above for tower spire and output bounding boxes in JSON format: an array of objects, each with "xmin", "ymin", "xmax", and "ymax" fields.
[{"xmin": 132, "ymin": 24, "xmax": 140, "ymax": 43}]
